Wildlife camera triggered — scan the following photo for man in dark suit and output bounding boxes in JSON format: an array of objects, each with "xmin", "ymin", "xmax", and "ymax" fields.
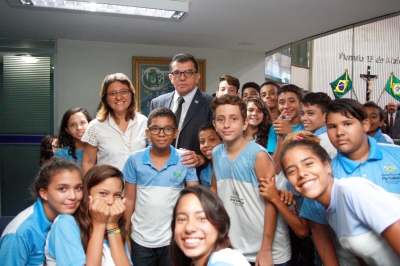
[
  {"xmin": 384, "ymin": 102, "xmax": 400, "ymax": 139},
  {"xmin": 150, "ymin": 53, "xmax": 214, "ymax": 167}
]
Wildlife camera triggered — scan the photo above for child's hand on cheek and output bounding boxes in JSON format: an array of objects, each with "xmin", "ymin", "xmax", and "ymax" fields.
[
  {"xmin": 107, "ymin": 198, "xmax": 126, "ymax": 229},
  {"xmin": 89, "ymin": 195, "xmax": 110, "ymax": 226}
]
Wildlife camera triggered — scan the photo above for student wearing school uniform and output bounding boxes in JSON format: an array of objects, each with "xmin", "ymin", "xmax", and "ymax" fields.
[
  {"xmin": 363, "ymin": 101, "xmax": 394, "ymax": 144},
  {"xmin": 123, "ymin": 107, "xmax": 199, "ymax": 266}
]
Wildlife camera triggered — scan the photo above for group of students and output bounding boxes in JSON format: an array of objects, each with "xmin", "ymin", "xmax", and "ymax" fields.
[{"xmin": 1, "ymin": 72, "xmax": 400, "ymax": 266}]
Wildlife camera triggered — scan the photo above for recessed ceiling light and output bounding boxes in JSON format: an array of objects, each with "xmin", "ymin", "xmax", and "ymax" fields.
[{"xmin": 16, "ymin": 0, "xmax": 188, "ymax": 20}]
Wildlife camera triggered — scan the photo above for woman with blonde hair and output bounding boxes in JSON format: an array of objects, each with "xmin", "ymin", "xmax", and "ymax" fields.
[{"xmin": 82, "ymin": 73, "xmax": 147, "ymax": 173}]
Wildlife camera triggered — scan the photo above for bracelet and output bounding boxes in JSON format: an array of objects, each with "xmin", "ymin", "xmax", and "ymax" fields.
[
  {"xmin": 106, "ymin": 227, "xmax": 119, "ymax": 232},
  {"xmin": 107, "ymin": 228, "xmax": 121, "ymax": 235}
]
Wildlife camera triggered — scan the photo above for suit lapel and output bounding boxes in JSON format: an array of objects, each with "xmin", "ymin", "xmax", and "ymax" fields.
[
  {"xmin": 181, "ymin": 89, "xmax": 204, "ymax": 130},
  {"xmin": 164, "ymin": 92, "xmax": 175, "ymax": 108}
]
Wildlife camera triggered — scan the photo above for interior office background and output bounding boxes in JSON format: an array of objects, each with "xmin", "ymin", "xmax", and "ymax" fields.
[{"xmin": 1, "ymin": 13, "xmax": 400, "ymax": 220}]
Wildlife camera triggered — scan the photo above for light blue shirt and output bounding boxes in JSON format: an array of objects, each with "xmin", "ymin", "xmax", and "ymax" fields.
[
  {"xmin": 267, "ymin": 123, "xmax": 304, "ymax": 153},
  {"xmin": 55, "ymin": 146, "xmax": 84, "ymax": 164},
  {"xmin": 0, "ymin": 198, "xmax": 52, "ymax": 266},
  {"xmin": 122, "ymin": 145, "xmax": 197, "ymax": 248},
  {"xmin": 300, "ymin": 136, "xmax": 400, "ymax": 223},
  {"xmin": 372, "ymin": 129, "xmax": 394, "ymax": 144},
  {"xmin": 200, "ymin": 161, "xmax": 212, "ymax": 189}
]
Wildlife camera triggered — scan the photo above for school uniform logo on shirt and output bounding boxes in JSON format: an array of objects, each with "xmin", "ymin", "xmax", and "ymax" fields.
[
  {"xmin": 170, "ymin": 170, "xmax": 183, "ymax": 185},
  {"xmin": 383, "ymin": 163, "xmax": 397, "ymax": 173},
  {"xmin": 230, "ymin": 188, "xmax": 244, "ymax": 207},
  {"xmin": 382, "ymin": 162, "xmax": 400, "ymax": 182}
]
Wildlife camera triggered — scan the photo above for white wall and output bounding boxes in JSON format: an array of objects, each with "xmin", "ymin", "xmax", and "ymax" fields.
[
  {"xmin": 312, "ymin": 15, "xmax": 400, "ymax": 106},
  {"xmin": 56, "ymin": 39, "xmax": 264, "ymax": 126}
]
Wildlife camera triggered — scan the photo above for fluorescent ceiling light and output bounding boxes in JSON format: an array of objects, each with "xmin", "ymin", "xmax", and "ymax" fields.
[{"xmin": 18, "ymin": 0, "xmax": 188, "ymax": 20}]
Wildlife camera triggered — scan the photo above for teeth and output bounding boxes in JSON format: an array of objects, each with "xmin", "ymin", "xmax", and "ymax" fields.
[
  {"xmin": 205, "ymin": 150, "xmax": 212, "ymax": 156},
  {"xmin": 301, "ymin": 180, "xmax": 315, "ymax": 188},
  {"xmin": 185, "ymin": 238, "xmax": 201, "ymax": 244}
]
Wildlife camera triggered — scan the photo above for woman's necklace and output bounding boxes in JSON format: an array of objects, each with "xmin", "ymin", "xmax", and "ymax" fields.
[{"xmin": 118, "ymin": 126, "xmax": 133, "ymax": 155}]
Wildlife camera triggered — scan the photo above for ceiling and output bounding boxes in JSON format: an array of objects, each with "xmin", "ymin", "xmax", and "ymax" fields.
[{"xmin": 1, "ymin": 0, "xmax": 400, "ymax": 53}]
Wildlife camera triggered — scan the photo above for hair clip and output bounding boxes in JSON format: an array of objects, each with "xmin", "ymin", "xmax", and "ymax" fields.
[{"xmin": 296, "ymin": 136, "xmax": 303, "ymax": 140}]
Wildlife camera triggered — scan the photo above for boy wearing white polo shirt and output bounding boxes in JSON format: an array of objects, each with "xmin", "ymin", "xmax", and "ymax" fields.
[{"xmin": 123, "ymin": 107, "xmax": 199, "ymax": 266}]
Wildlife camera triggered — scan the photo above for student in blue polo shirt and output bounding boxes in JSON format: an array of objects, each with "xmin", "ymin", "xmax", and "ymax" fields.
[
  {"xmin": 123, "ymin": 107, "xmax": 199, "ymax": 266},
  {"xmin": 0, "ymin": 157, "xmax": 83, "ymax": 266},
  {"xmin": 363, "ymin": 101, "xmax": 394, "ymax": 144},
  {"xmin": 300, "ymin": 98, "xmax": 400, "ymax": 265},
  {"xmin": 279, "ymin": 131, "xmax": 400, "ymax": 265}
]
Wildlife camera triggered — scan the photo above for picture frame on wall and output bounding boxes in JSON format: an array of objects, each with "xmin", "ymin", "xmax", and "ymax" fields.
[{"xmin": 132, "ymin": 56, "xmax": 206, "ymax": 116}]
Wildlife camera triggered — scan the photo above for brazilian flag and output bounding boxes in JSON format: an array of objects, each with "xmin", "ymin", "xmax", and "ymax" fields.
[
  {"xmin": 384, "ymin": 73, "xmax": 400, "ymax": 101},
  {"xmin": 330, "ymin": 70, "xmax": 353, "ymax": 99}
]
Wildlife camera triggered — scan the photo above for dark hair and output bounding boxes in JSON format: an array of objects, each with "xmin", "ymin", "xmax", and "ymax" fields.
[
  {"xmin": 30, "ymin": 157, "xmax": 82, "ymax": 199},
  {"xmin": 245, "ymin": 98, "xmax": 271, "ymax": 147},
  {"xmin": 241, "ymin": 82, "xmax": 260, "ymax": 96},
  {"xmin": 39, "ymin": 134, "xmax": 57, "ymax": 166},
  {"xmin": 260, "ymin": 81, "xmax": 281, "ymax": 94},
  {"xmin": 219, "ymin": 75, "xmax": 240, "ymax": 92},
  {"xmin": 210, "ymin": 94, "xmax": 247, "ymax": 120},
  {"xmin": 170, "ymin": 185, "xmax": 231, "ymax": 266},
  {"xmin": 75, "ymin": 164, "xmax": 127, "ymax": 252},
  {"xmin": 302, "ymin": 92, "xmax": 332, "ymax": 114},
  {"xmin": 58, "ymin": 107, "xmax": 92, "ymax": 161},
  {"xmin": 279, "ymin": 131, "xmax": 331, "ymax": 177},
  {"xmin": 170, "ymin": 53, "xmax": 198, "ymax": 72},
  {"xmin": 148, "ymin": 107, "xmax": 178, "ymax": 128},
  {"xmin": 363, "ymin": 101, "xmax": 384, "ymax": 121},
  {"xmin": 97, "ymin": 73, "xmax": 137, "ymax": 124},
  {"xmin": 278, "ymin": 84, "xmax": 303, "ymax": 101},
  {"xmin": 326, "ymin": 98, "xmax": 367, "ymax": 123}
]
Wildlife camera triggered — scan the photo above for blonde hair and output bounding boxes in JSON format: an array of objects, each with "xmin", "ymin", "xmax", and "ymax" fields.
[{"xmin": 97, "ymin": 73, "xmax": 136, "ymax": 123}]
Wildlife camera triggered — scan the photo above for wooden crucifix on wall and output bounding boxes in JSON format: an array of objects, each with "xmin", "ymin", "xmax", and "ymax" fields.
[{"xmin": 360, "ymin": 66, "xmax": 378, "ymax": 102}]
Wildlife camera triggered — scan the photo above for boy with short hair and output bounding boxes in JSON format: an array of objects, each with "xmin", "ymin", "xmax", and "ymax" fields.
[
  {"xmin": 363, "ymin": 101, "xmax": 394, "ymax": 144},
  {"xmin": 300, "ymin": 98, "xmax": 400, "ymax": 265},
  {"xmin": 215, "ymin": 74, "xmax": 240, "ymax": 98},
  {"xmin": 241, "ymin": 82, "xmax": 260, "ymax": 101},
  {"xmin": 122, "ymin": 107, "xmax": 199, "ymax": 266},
  {"xmin": 198, "ymin": 122, "xmax": 222, "ymax": 188},
  {"xmin": 210, "ymin": 95, "xmax": 291, "ymax": 265},
  {"xmin": 301, "ymin": 92, "xmax": 336, "ymax": 158},
  {"xmin": 260, "ymin": 81, "xmax": 281, "ymax": 121}
]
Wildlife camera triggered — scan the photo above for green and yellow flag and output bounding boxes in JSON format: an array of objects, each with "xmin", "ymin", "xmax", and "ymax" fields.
[
  {"xmin": 384, "ymin": 73, "xmax": 400, "ymax": 101},
  {"xmin": 330, "ymin": 70, "xmax": 353, "ymax": 99}
]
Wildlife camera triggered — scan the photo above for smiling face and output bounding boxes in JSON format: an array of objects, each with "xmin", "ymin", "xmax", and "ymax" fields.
[
  {"xmin": 327, "ymin": 112, "xmax": 370, "ymax": 157},
  {"xmin": 216, "ymin": 80, "xmax": 238, "ymax": 98},
  {"xmin": 199, "ymin": 129, "xmax": 222, "ymax": 160},
  {"xmin": 174, "ymin": 193, "xmax": 219, "ymax": 266},
  {"xmin": 301, "ymin": 104, "xmax": 326, "ymax": 133},
  {"xmin": 65, "ymin": 112, "xmax": 89, "ymax": 142},
  {"xmin": 169, "ymin": 61, "xmax": 201, "ymax": 97},
  {"xmin": 278, "ymin": 91, "xmax": 301, "ymax": 123},
  {"xmin": 260, "ymin": 84, "xmax": 278, "ymax": 110},
  {"xmin": 40, "ymin": 169, "xmax": 83, "ymax": 221},
  {"xmin": 213, "ymin": 104, "xmax": 247, "ymax": 144},
  {"xmin": 283, "ymin": 146, "xmax": 332, "ymax": 204},
  {"xmin": 106, "ymin": 81, "xmax": 132, "ymax": 115},
  {"xmin": 242, "ymin": 87, "xmax": 260, "ymax": 102},
  {"xmin": 146, "ymin": 116, "xmax": 178, "ymax": 151},
  {"xmin": 247, "ymin": 101, "xmax": 264, "ymax": 128},
  {"xmin": 365, "ymin": 106, "xmax": 383, "ymax": 136},
  {"xmin": 89, "ymin": 177, "xmax": 123, "ymax": 205}
]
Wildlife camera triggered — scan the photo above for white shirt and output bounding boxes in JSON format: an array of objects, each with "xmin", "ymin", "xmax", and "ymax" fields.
[
  {"xmin": 171, "ymin": 87, "xmax": 198, "ymax": 130},
  {"xmin": 81, "ymin": 113, "xmax": 148, "ymax": 170}
]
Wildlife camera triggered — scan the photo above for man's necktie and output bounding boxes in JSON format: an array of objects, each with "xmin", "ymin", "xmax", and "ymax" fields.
[{"xmin": 175, "ymin": 97, "xmax": 185, "ymax": 128}]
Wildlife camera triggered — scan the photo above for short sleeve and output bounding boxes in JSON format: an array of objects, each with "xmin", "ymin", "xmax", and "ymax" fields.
[
  {"xmin": 47, "ymin": 215, "xmax": 86, "ymax": 266},
  {"xmin": 185, "ymin": 166, "xmax": 198, "ymax": 183},
  {"xmin": 81, "ymin": 120, "xmax": 99, "ymax": 147},
  {"xmin": 122, "ymin": 155, "xmax": 137, "ymax": 184},
  {"xmin": 340, "ymin": 180, "xmax": 400, "ymax": 235},
  {"xmin": 207, "ymin": 248, "xmax": 250, "ymax": 266},
  {"xmin": 0, "ymin": 233, "xmax": 30, "ymax": 266},
  {"xmin": 299, "ymin": 198, "xmax": 328, "ymax": 225},
  {"xmin": 267, "ymin": 126, "xmax": 277, "ymax": 153}
]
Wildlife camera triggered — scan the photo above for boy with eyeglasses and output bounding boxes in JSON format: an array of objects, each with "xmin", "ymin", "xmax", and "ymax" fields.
[{"xmin": 122, "ymin": 107, "xmax": 199, "ymax": 266}]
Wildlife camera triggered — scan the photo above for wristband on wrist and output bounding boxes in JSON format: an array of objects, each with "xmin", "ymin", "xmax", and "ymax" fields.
[{"xmin": 106, "ymin": 228, "xmax": 120, "ymax": 235}]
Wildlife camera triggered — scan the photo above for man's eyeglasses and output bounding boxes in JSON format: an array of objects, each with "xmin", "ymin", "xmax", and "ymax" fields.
[
  {"xmin": 148, "ymin": 126, "xmax": 176, "ymax": 135},
  {"xmin": 106, "ymin": 89, "xmax": 130, "ymax": 98},
  {"xmin": 169, "ymin": 70, "xmax": 197, "ymax": 78}
]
